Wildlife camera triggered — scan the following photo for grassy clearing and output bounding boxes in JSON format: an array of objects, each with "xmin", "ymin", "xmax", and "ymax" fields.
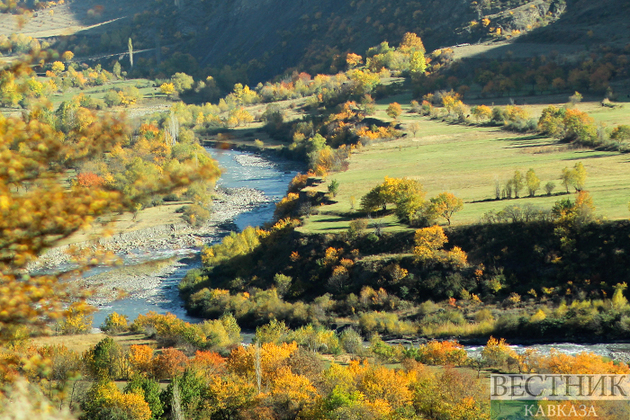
[
  {"xmin": 299, "ymin": 102, "xmax": 630, "ymax": 234},
  {"xmin": 49, "ymin": 78, "xmax": 159, "ymax": 105},
  {"xmin": 29, "ymin": 333, "xmax": 157, "ymax": 354}
]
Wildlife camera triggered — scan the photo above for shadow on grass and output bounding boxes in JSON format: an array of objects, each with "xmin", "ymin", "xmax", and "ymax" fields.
[
  {"xmin": 310, "ymin": 215, "xmax": 355, "ymax": 223},
  {"xmin": 470, "ymin": 191, "xmax": 570, "ymax": 204},
  {"xmin": 562, "ymin": 152, "xmax": 617, "ymax": 161}
]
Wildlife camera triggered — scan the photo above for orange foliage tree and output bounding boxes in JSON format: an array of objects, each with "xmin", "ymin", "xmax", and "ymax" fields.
[{"xmin": 152, "ymin": 348, "xmax": 188, "ymax": 380}]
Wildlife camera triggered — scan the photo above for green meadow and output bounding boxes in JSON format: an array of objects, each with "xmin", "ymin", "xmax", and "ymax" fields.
[{"xmin": 299, "ymin": 102, "xmax": 630, "ymax": 234}]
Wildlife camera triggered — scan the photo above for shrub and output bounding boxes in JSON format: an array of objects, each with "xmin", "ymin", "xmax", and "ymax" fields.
[
  {"xmin": 358, "ymin": 311, "xmax": 417, "ymax": 336},
  {"xmin": 182, "ymin": 204, "xmax": 211, "ymax": 226},
  {"xmin": 481, "ymin": 336, "xmax": 518, "ymax": 370},
  {"xmin": 405, "ymin": 340, "xmax": 468, "ymax": 366},
  {"xmin": 340, "ymin": 328, "xmax": 364, "ymax": 354},
  {"xmin": 288, "ymin": 324, "xmax": 342, "ymax": 354},
  {"xmin": 348, "ymin": 219, "xmax": 369, "ymax": 237},
  {"xmin": 100, "ymin": 312, "xmax": 129, "ymax": 334}
]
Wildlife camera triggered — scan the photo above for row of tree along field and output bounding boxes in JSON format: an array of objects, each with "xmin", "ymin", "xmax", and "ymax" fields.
[
  {"xmin": 406, "ymin": 90, "xmax": 630, "ymax": 152},
  {"xmin": 8, "ymin": 310, "xmax": 630, "ymax": 420}
]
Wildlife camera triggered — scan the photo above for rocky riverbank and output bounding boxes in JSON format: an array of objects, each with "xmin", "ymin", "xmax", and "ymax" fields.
[{"xmin": 28, "ymin": 185, "xmax": 271, "ymax": 305}]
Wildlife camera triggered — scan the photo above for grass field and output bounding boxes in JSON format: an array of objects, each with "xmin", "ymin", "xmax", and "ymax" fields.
[
  {"xmin": 29, "ymin": 332, "xmax": 156, "ymax": 354},
  {"xmin": 299, "ymin": 101, "xmax": 630, "ymax": 234}
]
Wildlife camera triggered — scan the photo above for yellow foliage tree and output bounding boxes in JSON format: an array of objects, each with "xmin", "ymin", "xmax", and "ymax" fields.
[
  {"xmin": 160, "ymin": 82, "xmax": 176, "ymax": 97},
  {"xmin": 57, "ymin": 301, "xmax": 95, "ymax": 335},
  {"xmin": 430, "ymin": 192, "xmax": 464, "ymax": 225},
  {"xmin": 128, "ymin": 344, "xmax": 154, "ymax": 376},
  {"xmin": 414, "ymin": 225, "xmax": 448, "ymax": 261}
]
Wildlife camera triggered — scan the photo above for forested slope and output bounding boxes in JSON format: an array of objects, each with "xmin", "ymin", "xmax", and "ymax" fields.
[{"xmin": 36, "ymin": 0, "xmax": 569, "ymax": 84}]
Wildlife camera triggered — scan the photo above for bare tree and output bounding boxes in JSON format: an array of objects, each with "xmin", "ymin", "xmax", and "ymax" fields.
[
  {"xmin": 128, "ymin": 38, "xmax": 134, "ymax": 69},
  {"xmin": 166, "ymin": 111, "xmax": 179, "ymax": 146},
  {"xmin": 171, "ymin": 381, "xmax": 185, "ymax": 420}
]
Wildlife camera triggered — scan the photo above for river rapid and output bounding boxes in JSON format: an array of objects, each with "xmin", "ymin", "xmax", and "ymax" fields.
[{"xmin": 77, "ymin": 148, "xmax": 630, "ymax": 360}]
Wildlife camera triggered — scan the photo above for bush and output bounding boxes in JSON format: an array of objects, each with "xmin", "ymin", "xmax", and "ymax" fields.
[
  {"xmin": 405, "ymin": 340, "xmax": 468, "ymax": 366},
  {"xmin": 100, "ymin": 312, "xmax": 129, "ymax": 334},
  {"xmin": 182, "ymin": 204, "xmax": 211, "ymax": 226},
  {"xmin": 358, "ymin": 311, "xmax": 417, "ymax": 336},
  {"xmin": 348, "ymin": 219, "xmax": 369, "ymax": 237},
  {"xmin": 288, "ymin": 324, "xmax": 342, "ymax": 354},
  {"xmin": 340, "ymin": 327, "xmax": 364, "ymax": 354}
]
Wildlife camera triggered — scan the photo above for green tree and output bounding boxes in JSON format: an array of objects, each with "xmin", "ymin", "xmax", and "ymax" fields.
[
  {"xmin": 611, "ymin": 125, "xmax": 630, "ymax": 150},
  {"xmin": 545, "ymin": 181, "xmax": 556, "ymax": 196},
  {"xmin": 525, "ymin": 168, "xmax": 540, "ymax": 197},
  {"xmin": 83, "ymin": 337, "xmax": 125, "ymax": 380},
  {"xmin": 409, "ymin": 51, "xmax": 427, "ymax": 74},
  {"xmin": 328, "ymin": 179, "xmax": 340, "ymax": 197},
  {"xmin": 171, "ymin": 72, "xmax": 195, "ymax": 93},
  {"xmin": 113, "ymin": 61, "xmax": 122, "ymax": 78},
  {"xmin": 360, "ymin": 177, "xmax": 425, "ymax": 224},
  {"xmin": 125, "ymin": 375, "xmax": 164, "ymax": 420}
]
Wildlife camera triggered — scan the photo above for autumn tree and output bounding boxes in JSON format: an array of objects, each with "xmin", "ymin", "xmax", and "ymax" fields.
[
  {"xmin": 525, "ymin": 168, "xmax": 540, "ymax": 197},
  {"xmin": 160, "ymin": 82, "xmax": 176, "ymax": 97},
  {"xmin": 611, "ymin": 125, "xmax": 630, "ymax": 149},
  {"xmin": 413, "ymin": 225, "xmax": 467, "ymax": 268},
  {"xmin": 430, "ymin": 192, "xmax": 463, "ymax": 225},
  {"xmin": 61, "ymin": 51, "xmax": 74, "ymax": 63},
  {"xmin": 561, "ymin": 162, "xmax": 587, "ymax": 193},
  {"xmin": 386, "ymin": 102, "xmax": 402, "ymax": 120},
  {"xmin": 408, "ymin": 121, "xmax": 420, "ymax": 136},
  {"xmin": 346, "ymin": 53, "xmax": 363, "ymax": 69},
  {"xmin": 481, "ymin": 336, "xmax": 518, "ymax": 371},
  {"xmin": 81, "ymin": 380, "xmax": 151, "ymax": 420},
  {"xmin": 128, "ymin": 344, "xmax": 154, "ymax": 376},
  {"xmin": 0, "ymin": 55, "xmax": 221, "ymax": 343},
  {"xmin": 512, "ymin": 170, "xmax": 524, "ymax": 198},
  {"xmin": 399, "ymin": 32, "xmax": 426, "ymax": 74},
  {"xmin": 471, "ymin": 105, "xmax": 492, "ymax": 122},
  {"xmin": 152, "ymin": 348, "xmax": 188, "ymax": 380},
  {"xmin": 101, "ymin": 312, "xmax": 129, "ymax": 334},
  {"xmin": 414, "ymin": 225, "xmax": 448, "ymax": 261}
]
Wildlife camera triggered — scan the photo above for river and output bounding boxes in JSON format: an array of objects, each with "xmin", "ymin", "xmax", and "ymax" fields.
[
  {"xmin": 91, "ymin": 148, "xmax": 299, "ymax": 326},
  {"xmin": 89, "ymin": 149, "xmax": 630, "ymax": 360}
]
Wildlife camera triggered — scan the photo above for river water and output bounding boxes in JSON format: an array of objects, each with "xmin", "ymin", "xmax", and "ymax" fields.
[
  {"xmin": 91, "ymin": 148, "xmax": 298, "ymax": 326},
  {"xmin": 89, "ymin": 149, "xmax": 630, "ymax": 360}
]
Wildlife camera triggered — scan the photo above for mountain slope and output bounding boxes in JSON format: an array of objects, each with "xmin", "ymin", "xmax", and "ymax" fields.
[{"xmin": 9, "ymin": 0, "xmax": 628, "ymax": 85}]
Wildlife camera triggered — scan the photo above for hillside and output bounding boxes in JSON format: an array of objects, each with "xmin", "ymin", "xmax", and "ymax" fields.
[
  {"xmin": 520, "ymin": 0, "xmax": 630, "ymax": 47},
  {"xmin": 0, "ymin": 0, "xmax": 573, "ymax": 83}
]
